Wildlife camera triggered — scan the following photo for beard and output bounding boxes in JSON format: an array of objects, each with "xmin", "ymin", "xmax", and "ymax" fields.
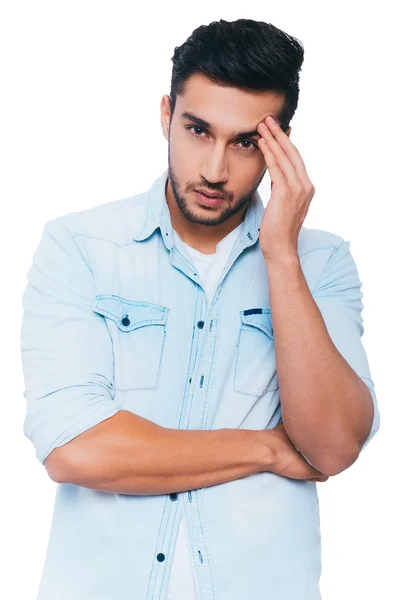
[{"xmin": 167, "ymin": 143, "xmax": 266, "ymax": 227}]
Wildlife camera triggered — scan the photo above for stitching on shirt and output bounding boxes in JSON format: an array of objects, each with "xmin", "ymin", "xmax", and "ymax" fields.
[
  {"xmin": 195, "ymin": 490, "xmax": 217, "ymax": 597},
  {"xmin": 310, "ymin": 240, "xmax": 347, "ymax": 294},
  {"xmin": 158, "ymin": 501, "xmax": 182, "ymax": 597},
  {"xmin": 183, "ymin": 290, "xmax": 209, "ymax": 425},
  {"xmin": 72, "ymin": 233, "xmax": 138, "ymax": 248},
  {"xmin": 177, "ymin": 288, "xmax": 202, "ymax": 430},
  {"xmin": 180, "ymin": 498, "xmax": 203, "ymax": 596},
  {"xmin": 58, "ymin": 222, "xmax": 94, "ymax": 275},
  {"xmin": 95, "ymin": 310, "xmax": 167, "ymax": 330},
  {"xmin": 146, "ymin": 498, "xmax": 170, "ymax": 598},
  {"xmin": 96, "ymin": 295, "xmax": 169, "ymax": 311},
  {"xmin": 133, "ymin": 191, "xmax": 151, "ymax": 239},
  {"xmin": 173, "ymin": 244, "xmax": 202, "ymax": 274},
  {"xmin": 155, "ymin": 492, "xmax": 176, "ymax": 598},
  {"xmin": 200, "ymin": 312, "xmax": 220, "ymax": 430},
  {"xmin": 298, "ymin": 242, "xmax": 342, "ymax": 258},
  {"xmin": 104, "ymin": 320, "xmax": 116, "ymax": 398}
]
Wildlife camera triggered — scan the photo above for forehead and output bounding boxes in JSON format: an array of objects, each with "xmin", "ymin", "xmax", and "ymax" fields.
[{"xmin": 177, "ymin": 72, "xmax": 285, "ymax": 129}]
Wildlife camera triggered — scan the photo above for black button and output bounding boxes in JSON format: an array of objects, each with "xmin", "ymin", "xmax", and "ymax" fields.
[
  {"xmin": 169, "ymin": 493, "xmax": 178, "ymax": 501},
  {"xmin": 121, "ymin": 316, "xmax": 130, "ymax": 326},
  {"xmin": 197, "ymin": 320, "xmax": 205, "ymax": 329},
  {"xmin": 157, "ymin": 553, "xmax": 165, "ymax": 562}
]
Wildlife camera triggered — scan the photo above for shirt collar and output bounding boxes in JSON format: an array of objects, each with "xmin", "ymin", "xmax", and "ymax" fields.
[{"xmin": 132, "ymin": 168, "xmax": 265, "ymax": 250}]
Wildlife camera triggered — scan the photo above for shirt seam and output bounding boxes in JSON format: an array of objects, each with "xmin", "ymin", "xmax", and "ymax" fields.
[{"xmin": 310, "ymin": 240, "xmax": 347, "ymax": 294}]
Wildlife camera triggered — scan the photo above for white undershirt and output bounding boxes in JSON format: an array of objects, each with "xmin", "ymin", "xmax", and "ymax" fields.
[{"xmin": 166, "ymin": 221, "xmax": 244, "ymax": 599}]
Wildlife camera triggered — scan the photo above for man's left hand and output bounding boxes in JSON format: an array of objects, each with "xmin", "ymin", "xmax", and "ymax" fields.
[{"xmin": 257, "ymin": 116, "xmax": 316, "ymax": 261}]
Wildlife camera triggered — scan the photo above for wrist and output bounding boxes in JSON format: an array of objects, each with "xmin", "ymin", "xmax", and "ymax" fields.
[
  {"xmin": 252, "ymin": 429, "xmax": 279, "ymax": 473},
  {"xmin": 264, "ymin": 252, "xmax": 303, "ymax": 293},
  {"xmin": 262, "ymin": 251, "xmax": 300, "ymax": 268}
]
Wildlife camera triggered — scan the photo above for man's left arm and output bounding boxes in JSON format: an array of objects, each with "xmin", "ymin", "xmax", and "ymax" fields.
[
  {"xmin": 265, "ymin": 240, "xmax": 380, "ymax": 476},
  {"xmin": 255, "ymin": 116, "xmax": 380, "ymax": 477}
]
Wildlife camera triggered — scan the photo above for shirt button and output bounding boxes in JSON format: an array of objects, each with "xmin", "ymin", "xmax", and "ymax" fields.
[
  {"xmin": 169, "ymin": 493, "xmax": 178, "ymax": 501},
  {"xmin": 197, "ymin": 320, "xmax": 205, "ymax": 329},
  {"xmin": 121, "ymin": 316, "xmax": 130, "ymax": 326},
  {"xmin": 157, "ymin": 553, "xmax": 165, "ymax": 562}
]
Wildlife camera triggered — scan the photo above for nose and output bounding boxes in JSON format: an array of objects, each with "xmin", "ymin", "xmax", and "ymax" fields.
[{"xmin": 200, "ymin": 141, "xmax": 228, "ymax": 184}]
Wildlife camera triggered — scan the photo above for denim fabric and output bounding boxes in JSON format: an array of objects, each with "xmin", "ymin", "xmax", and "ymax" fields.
[{"xmin": 20, "ymin": 167, "xmax": 380, "ymax": 599}]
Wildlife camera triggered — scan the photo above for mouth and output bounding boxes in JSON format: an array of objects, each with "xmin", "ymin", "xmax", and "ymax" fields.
[{"xmin": 193, "ymin": 189, "xmax": 225, "ymax": 208}]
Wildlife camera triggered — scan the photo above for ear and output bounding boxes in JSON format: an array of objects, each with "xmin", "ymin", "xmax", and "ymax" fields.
[
  {"xmin": 285, "ymin": 126, "xmax": 292, "ymax": 138},
  {"xmin": 160, "ymin": 95, "xmax": 172, "ymax": 141}
]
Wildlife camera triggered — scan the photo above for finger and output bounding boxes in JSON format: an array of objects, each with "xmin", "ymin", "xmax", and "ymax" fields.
[
  {"xmin": 257, "ymin": 136, "xmax": 287, "ymax": 190},
  {"xmin": 260, "ymin": 117, "xmax": 311, "ymax": 189},
  {"xmin": 258, "ymin": 122, "xmax": 297, "ymax": 186},
  {"xmin": 264, "ymin": 116, "xmax": 309, "ymax": 177}
]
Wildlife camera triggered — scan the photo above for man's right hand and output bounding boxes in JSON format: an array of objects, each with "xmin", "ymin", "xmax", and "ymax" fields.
[{"xmin": 266, "ymin": 421, "xmax": 330, "ymax": 483}]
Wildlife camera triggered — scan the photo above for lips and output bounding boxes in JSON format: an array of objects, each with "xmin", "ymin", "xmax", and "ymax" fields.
[
  {"xmin": 195, "ymin": 189, "xmax": 224, "ymax": 199},
  {"xmin": 193, "ymin": 190, "xmax": 225, "ymax": 208}
]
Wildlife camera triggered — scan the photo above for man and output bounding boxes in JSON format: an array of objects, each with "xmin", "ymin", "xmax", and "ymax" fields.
[{"xmin": 21, "ymin": 18, "xmax": 380, "ymax": 600}]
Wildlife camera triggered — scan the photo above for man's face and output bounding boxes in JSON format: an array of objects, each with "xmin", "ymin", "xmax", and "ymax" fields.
[{"xmin": 160, "ymin": 72, "xmax": 288, "ymax": 227}]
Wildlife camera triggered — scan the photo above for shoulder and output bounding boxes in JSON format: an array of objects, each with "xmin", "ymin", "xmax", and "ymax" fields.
[
  {"xmin": 298, "ymin": 225, "xmax": 345, "ymax": 257},
  {"xmin": 44, "ymin": 190, "xmax": 149, "ymax": 246}
]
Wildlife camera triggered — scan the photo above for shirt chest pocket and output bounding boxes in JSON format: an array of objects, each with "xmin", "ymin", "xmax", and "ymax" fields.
[
  {"xmin": 234, "ymin": 308, "xmax": 279, "ymax": 396},
  {"xmin": 93, "ymin": 295, "xmax": 169, "ymax": 391}
]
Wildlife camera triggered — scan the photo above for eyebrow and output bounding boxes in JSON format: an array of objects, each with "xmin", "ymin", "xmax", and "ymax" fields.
[{"xmin": 181, "ymin": 111, "xmax": 263, "ymax": 139}]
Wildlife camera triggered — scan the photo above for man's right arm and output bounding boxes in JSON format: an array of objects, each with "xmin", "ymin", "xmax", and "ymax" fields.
[
  {"xmin": 45, "ymin": 410, "xmax": 277, "ymax": 494},
  {"xmin": 47, "ymin": 410, "xmax": 331, "ymax": 493}
]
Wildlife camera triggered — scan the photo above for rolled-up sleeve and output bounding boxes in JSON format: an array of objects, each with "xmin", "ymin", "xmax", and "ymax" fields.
[
  {"xmin": 310, "ymin": 239, "xmax": 380, "ymax": 454},
  {"xmin": 20, "ymin": 218, "xmax": 121, "ymax": 465}
]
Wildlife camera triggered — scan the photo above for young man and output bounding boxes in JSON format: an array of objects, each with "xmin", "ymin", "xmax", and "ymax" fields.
[{"xmin": 21, "ymin": 18, "xmax": 380, "ymax": 600}]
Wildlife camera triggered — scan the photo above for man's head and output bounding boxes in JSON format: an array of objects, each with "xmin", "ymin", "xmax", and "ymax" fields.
[{"xmin": 160, "ymin": 18, "xmax": 304, "ymax": 230}]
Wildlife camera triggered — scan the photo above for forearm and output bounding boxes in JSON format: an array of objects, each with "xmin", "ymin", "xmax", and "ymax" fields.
[
  {"xmin": 265, "ymin": 253, "xmax": 372, "ymax": 474},
  {"xmin": 55, "ymin": 410, "xmax": 274, "ymax": 495}
]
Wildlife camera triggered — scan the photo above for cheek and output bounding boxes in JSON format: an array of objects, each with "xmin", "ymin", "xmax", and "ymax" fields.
[{"xmin": 171, "ymin": 135, "xmax": 200, "ymax": 172}]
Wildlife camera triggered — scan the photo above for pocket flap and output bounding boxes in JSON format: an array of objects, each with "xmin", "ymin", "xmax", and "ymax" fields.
[
  {"xmin": 239, "ymin": 308, "xmax": 273, "ymax": 339},
  {"xmin": 93, "ymin": 295, "xmax": 169, "ymax": 332}
]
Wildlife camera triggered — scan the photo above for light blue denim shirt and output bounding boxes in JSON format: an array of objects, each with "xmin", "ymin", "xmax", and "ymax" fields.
[{"xmin": 20, "ymin": 167, "xmax": 380, "ymax": 600}]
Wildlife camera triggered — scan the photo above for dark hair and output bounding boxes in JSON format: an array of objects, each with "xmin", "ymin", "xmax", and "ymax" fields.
[{"xmin": 169, "ymin": 18, "xmax": 304, "ymax": 132}]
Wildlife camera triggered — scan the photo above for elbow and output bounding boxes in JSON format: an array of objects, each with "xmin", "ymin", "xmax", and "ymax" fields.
[
  {"xmin": 43, "ymin": 446, "xmax": 74, "ymax": 483},
  {"xmin": 318, "ymin": 446, "xmax": 360, "ymax": 476}
]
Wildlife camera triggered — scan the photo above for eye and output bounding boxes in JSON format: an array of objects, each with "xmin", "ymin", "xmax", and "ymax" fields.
[
  {"xmin": 237, "ymin": 139, "xmax": 258, "ymax": 152},
  {"xmin": 186, "ymin": 125, "xmax": 207, "ymax": 137},
  {"xmin": 185, "ymin": 125, "xmax": 259, "ymax": 153}
]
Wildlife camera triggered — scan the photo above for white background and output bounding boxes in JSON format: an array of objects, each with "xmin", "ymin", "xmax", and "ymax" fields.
[{"xmin": 1, "ymin": 1, "xmax": 398, "ymax": 598}]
